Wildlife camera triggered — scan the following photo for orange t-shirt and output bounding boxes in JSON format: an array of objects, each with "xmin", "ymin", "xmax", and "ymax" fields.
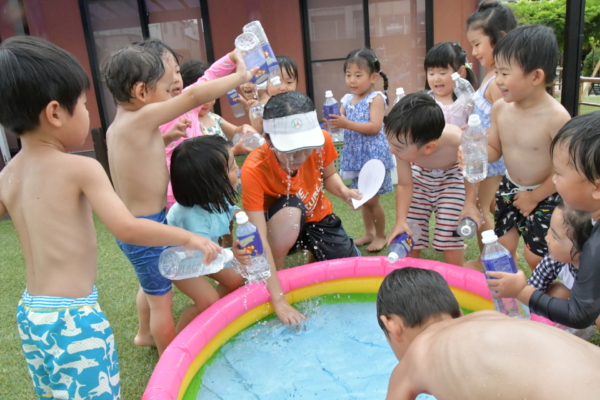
[{"xmin": 241, "ymin": 130, "xmax": 337, "ymax": 223}]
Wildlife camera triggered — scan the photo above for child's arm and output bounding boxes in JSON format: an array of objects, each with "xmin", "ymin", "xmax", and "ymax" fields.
[
  {"xmin": 78, "ymin": 157, "xmax": 221, "ymax": 263},
  {"xmin": 488, "ymin": 246, "xmax": 600, "ymax": 328},
  {"xmin": 0, "ymin": 198, "xmax": 6, "ymax": 222},
  {"xmin": 487, "ymin": 101, "xmax": 503, "ymax": 163},
  {"xmin": 328, "ymin": 95, "xmax": 384, "ymax": 135},
  {"xmin": 220, "ymin": 119, "xmax": 256, "ymax": 141},
  {"xmin": 322, "ymin": 162, "xmax": 362, "ymax": 206},
  {"xmin": 135, "ymin": 58, "xmax": 257, "ymax": 134},
  {"xmin": 245, "ymin": 210, "xmax": 307, "ymax": 325},
  {"xmin": 248, "ymin": 100, "xmax": 264, "ymax": 133},
  {"xmin": 458, "ymin": 181, "xmax": 482, "ymax": 227},
  {"xmin": 162, "ymin": 117, "xmax": 191, "ymax": 146},
  {"xmin": 387, "ymin": 156, "xmax": 414, "ymax": 244}
]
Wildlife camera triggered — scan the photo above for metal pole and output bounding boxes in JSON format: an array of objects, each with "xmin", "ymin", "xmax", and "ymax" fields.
[{"xmin": 561, "ymin": 0, "xmax": 585, "ymax": 117}]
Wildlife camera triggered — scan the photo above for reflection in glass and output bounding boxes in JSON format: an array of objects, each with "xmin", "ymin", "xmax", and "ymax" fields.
[
  {"xmin": 369, "ymin": 0, "xmax": 426, "ymax": 96},
  {"xmin": 307, "ymin": 0, "xmax": 364, "ymax": 61},
  {"xmin": 145, "ymin": 0, "xmax": 207, "ymax": 63},
  {"xmin": 88, "ymin": 0, "xmax": 144, "ymax": 123}
]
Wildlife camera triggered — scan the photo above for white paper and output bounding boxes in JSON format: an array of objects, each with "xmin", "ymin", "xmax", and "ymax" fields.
[{"xmin": 351, "ymin": 159, "xmax": 385, "ymax": 208}]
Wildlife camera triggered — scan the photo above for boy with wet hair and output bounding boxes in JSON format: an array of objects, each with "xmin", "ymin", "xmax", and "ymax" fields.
[
  {"xmin": 489, "ymin": 111, "xmax": 600, "ymax": 329},
  {"xmin": 378, "ymin": 267, "xmax": 600, "ymax": 400},
  {"xmin": 0, "ymin": 37, "xmax": 222, "ymax": 399},
  {"xmin": 386, "ymin": 92, "xmax": 480, "ymax": 267},
  {"xmin": 104, "ymin": 43, "xmax": 254, "ymax": 355},
  {"xmin": 472, "ymin": 24, "xmax": 571, "ymax": 269}
]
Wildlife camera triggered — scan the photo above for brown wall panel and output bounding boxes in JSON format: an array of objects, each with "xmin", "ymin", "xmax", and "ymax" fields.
[
  {"xmin": 433, "ymin": 0, "xmax": 481, "ymax": 87},
  {"xmin": 22, "ymin": 0, "xmax": 100, "ymax": 152},
  {"xmin": 208, "ymin": 0, "xmax": 306, "ymax": 124}
]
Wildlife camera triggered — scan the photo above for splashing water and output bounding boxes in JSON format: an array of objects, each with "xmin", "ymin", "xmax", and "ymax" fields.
[{"xmin": 196, "ymin": 298, "xmax": 437, "ymax": 400}]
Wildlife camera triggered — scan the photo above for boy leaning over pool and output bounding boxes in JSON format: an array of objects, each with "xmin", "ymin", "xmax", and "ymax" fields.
[{"xmin": 377, "ymin": 267, "xmax": 600, "ymax": 400}]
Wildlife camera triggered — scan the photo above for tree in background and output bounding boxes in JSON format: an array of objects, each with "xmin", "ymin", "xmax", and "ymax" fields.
[{"xmin": 509, "ymin": 0, "xmax": 600, "ymax": 76}]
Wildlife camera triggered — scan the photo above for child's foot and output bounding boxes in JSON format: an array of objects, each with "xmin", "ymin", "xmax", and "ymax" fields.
[
  {"xmin": 463, "ymin": 259, "xmax": 483, "ymax": 272},
  {"xmin": 354, "ymin": 235, "xmax": 374, "ymax": 246},
  {"xmin": 134, "ymin": 333, "xmax": 156, "ymax": 347},
  {"xmin": 367, "ymin": 236, "xmax": 387, "ymax": 252}
]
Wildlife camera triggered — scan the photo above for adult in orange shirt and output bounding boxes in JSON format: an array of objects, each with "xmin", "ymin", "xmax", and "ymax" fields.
[{"xmin": 241, "ymin": 91, "xmax": 361, "ymax": 325}]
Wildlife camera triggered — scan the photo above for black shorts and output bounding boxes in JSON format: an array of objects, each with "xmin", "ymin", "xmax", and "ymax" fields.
[
  {"xmin": 265, "ymin": 195, "xmax": 360, "ymax": 262},
  {"xmin": 494, "ymin": 175, "xmax": 561, "ymax": 257}
]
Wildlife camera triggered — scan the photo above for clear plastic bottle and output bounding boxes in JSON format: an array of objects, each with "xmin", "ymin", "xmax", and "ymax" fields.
[
  {"xmin": 462, "ymin": 114, "xmax": 488, "ymax": 183},
  {"xmin": 388, "ymin": 221, "xmax": 422, "ymax": 263},
  {"xmin": 451, "ymin": 72, "xmax": 475, "ymax": 115},
  {"xmin": 480, "ymin": 230, "xmax": 530, "ymax": 319},
  {"xmin": 158, "ymin": 247, "xmax": 234, "ymax": 280},
  {"xmin": 234, "ymin": 32, "xmax": 269, "ymax": 86},
  {"xmin": 323, "ymin": 90, "xmax": 343, "ymax": 142},
  {"xmin": 393, "ymin": 87, "xmax": 405, "ymax": 106},
  {"xmin": 227, "ymin": 89, "xmax": 245, "ymax": 118},
  {"xmin": 456, "ymin": 217, "xmax": 478, "ymax": 239},
  {"xmin": 236, "ymin": 212, "xmax": 271, "ymax": 284},
  {"xmin": 243, "ymin": 21, "xmax": 281, "ymax": 86}
]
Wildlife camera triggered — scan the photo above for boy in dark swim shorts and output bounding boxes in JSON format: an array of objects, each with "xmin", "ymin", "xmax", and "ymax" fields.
[{"xmin": 494, "ymin": 172, "xmax": 561, "ymax": 258}]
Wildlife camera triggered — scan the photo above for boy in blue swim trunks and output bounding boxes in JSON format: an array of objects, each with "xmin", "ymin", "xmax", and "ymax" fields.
[
  {"xmin": 0, "ymin": 37, "xmax": 221, "ymax": 399},
  {"xmin": 104, "ymin": 42, "xmax": 255, "ymax": 354}
]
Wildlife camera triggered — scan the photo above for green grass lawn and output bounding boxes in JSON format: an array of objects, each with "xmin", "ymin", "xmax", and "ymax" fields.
[
  {"xmin": 2, "ymin": 99, "xmax": 600, "ymax": 398},
  {"xmin": 2, "ymin": 190, "xmax": 598, "ymax": 398}
]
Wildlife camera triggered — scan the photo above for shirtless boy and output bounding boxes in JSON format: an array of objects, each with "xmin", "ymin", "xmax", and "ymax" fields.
[
  {"xmin": 0, "ymin": 37, "xmax": 220, "ymax": 399},
  {"xmin": 386, "ymin": 92, "xmax": 480, "ymax": 266},
  {"xmin": 377, "ymin": 267, "xmax": 600, "ymax": 400},
  {"xmin": 104, "ymin": 44, "xmax": 254, "ymax": 354},
  {"xmin": 479, "ymin": 24, "xmax": 571, "ymax": 268}
]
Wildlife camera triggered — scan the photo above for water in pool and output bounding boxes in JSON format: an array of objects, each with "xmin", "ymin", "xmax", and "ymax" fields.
[{"xmin": 196, "ymin": 295, "xmax": 436, "ymax": 399}]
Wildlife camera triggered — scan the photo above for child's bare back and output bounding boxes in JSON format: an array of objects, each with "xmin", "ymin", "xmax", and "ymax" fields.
[
  {"xmin": 492, "ymin": 93, "xmax": 570, "ymax": 186},
  {"xmin": 0, "ymin": 145, "xmax": 101, "ymax": 298},
  {"xmin": 389, "ymin": 311, "xmax": 600, "ymax": 400},
  {"xmin": 108, "ymin": 111, "xmax": 171, "ymax": 216},
  {"xmin": 411, "ymin": 123, "xmax": 462, "ymax": 170}
]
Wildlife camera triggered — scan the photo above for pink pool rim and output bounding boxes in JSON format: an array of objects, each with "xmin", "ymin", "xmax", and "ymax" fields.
[{"xmin": 143, "ymin": 256, "xmax": 553, "ymax": 400}]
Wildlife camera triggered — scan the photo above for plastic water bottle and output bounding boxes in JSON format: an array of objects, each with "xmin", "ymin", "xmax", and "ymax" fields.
[
  {"xmin": 158, "ymin": 247, "xmax": 234, "ymax": 280},
  {"xmin": 227, "ymin": 89, "xmax": 245, "ymax": 118},
  {"xmin": 480, "ymin": 230, "xmax": 530, "ymax": 319},
  {"xmin": 234, "ymin": 32, "xmax": 269, "ymax": 86},
  {"xmin": 233, "ymin": 132, "xmax": 265, "ymax": 150},
  {"xmin": 393, "ymin": 87, "xmax": 405, "ymax": 105},
  {"xmin": 388, "ymin": 221, "xmax": 422, "ymax": 263},
  {"xmin": 323, "ymin": 91, "xmax": 343, "ymax": 142},
  {"xmin": 452, "ymin": 72, "xmax": 475, "ymax": 115},
  {"xmin": 236, "ymin": 212, "xmax": 271, "ymax": 284},
  {"xmin": 456, "ymin": 217, "xmax": 478, "ymax": 239},
  {"xmin": 243, "ymin": 21, "xmax": 281, "ymax": 86},
  {"xmin": 462, "ymin": 114, "xmax": 488, "ymax": 183}
]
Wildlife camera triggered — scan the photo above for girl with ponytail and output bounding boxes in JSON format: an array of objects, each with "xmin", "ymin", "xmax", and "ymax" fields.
[
  {"xmin": 327, "ymin": 48, "xmax": 395, "ymax": 252},
  {"xmin": 424, "ymin": 41, "xmax": 477, "ymax": 127}
]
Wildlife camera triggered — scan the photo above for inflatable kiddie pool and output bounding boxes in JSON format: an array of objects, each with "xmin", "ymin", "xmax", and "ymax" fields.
[{"xmin": 143, "ymin": 257, "xmax": 552, "ymax": 400}]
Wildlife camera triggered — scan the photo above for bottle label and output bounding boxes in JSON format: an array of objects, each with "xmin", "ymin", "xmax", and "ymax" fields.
[
  {"xmin": 238, "ymin": 232, "xmax": 264, "ymax": 257},
  {"xmin": 391, "ymin": 232, "xmax": 414, "ymax": 253},
  {"xmin": 481, "ymin": 252, "xmax": 517, "ymax": 274},
  {"xmin": 261, "ymin": 44, "xmax": 277, "ymax": 71},
  {"xmin": 251, "ymin": 63, "xmax": 269, "ymax": 85},
  {"xmin": 244, "ymin": 48, "xmax": 265, "ymax": 69},
  {"xmin": 323, "ymin": 103, "xmax": 340, "ymax": 119},
  {"xmin": 227, "ymin": 90, "xmax": 241, "ymax": 106}
]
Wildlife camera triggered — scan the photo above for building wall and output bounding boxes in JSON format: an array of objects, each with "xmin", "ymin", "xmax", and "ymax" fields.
[
  {"xmin": 433, "ymin": 0, "xmax": 481, "ymax": 84},
  {"xmin": 207, "ymin": 0, "xmax": 307, "ymax": 123}
]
